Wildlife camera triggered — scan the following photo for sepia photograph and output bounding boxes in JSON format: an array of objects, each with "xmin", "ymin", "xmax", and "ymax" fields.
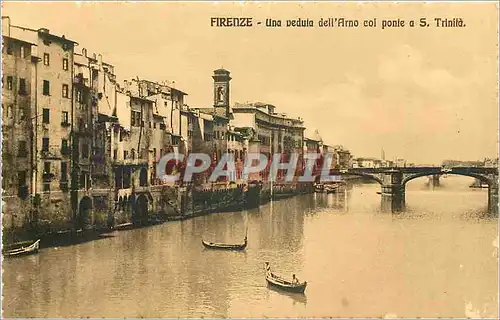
[{"xmin": 1, "ymin": 1, "xmax": 499, "ymax": 318}]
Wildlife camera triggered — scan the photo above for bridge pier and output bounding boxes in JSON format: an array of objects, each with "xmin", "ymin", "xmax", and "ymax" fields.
[
  {"xmin": 488, "ymin": 183, "xmax": 498, "ymax": 215},
  {"xmin": 380, "ymin": 170, "xmax": 405, "ymax": 213},
  {"xmin": 431, "ymin": 174, "xmax": 440, "ymax": 188}
]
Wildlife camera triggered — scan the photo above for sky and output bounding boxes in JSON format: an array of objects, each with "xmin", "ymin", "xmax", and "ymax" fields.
[{"xmin": 3, "ymin": 2, "xmax": 498, "ymax": 164}]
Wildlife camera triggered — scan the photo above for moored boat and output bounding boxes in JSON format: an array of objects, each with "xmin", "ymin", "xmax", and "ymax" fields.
[
  {"xmin": 3, "ymin": 239, "xmax": 41, "ymax": 257},
  {"xmin": 264, "ymin": 262, "xmax": 307, "ymax": 293},
  {"xmin": 201, "ymin": 236, "xmax": 247, "ymax": 251}
]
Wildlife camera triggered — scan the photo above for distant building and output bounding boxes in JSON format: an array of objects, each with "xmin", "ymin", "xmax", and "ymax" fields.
[
  {"xmin": 353, "ymin": 157, "xmax": 380, "ymax": 168},
  {"xmin": 232, "ymin": 100, "xmax": 305, "ymax": 182},
  {"xmin": 394, "ymin": 158, "xmax": 407, "ymax": 168},
  {"xmin": 442, "ymin": 159, "xmax": 484, "ymax": 167},
  {"xmin": 483, "ymin": 158, "xmax": 498, "ymax": 168}
]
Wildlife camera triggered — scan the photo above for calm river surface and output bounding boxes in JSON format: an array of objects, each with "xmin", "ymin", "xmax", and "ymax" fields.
[{"xmin": 3, "ymin": 176, "xmax": 498, "ymax": 318}]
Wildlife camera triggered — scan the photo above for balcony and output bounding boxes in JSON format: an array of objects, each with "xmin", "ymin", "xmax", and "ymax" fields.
[
  {"xmin": 74, "ymin": 73, "xmax": 89, "ymax": 86},
  {"xmin": 112, "ymin": 158, "xmax": 148, "ymax": 167},
  {"xmin": 40, "ymin": 146, "xmax": 62, "ymax": 160},
  {"xmin": 61, "ymin": 147, "xmax": 71, "ymax": 156},
  {"xmin": 61, "ymin": 121, "xmax": 71, "ymax": 128},
  {"xmin": 42, "ymin": 172, "xmax": 55, "ymax": 182}
]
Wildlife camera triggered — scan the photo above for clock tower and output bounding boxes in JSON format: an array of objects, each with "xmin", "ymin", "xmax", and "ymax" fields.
[{"xmin": 213, "ymin": 68, "xmax": 232, "ymax": 117}]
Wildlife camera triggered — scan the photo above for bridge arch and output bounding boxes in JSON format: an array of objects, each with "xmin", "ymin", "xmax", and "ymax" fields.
[{"xmin": 402, "ymin": 172, "xmax": 494, "ymax": 187}]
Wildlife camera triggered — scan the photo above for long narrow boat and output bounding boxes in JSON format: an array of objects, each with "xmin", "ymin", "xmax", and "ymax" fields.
[
  {"xmin": 202, "ymin": 236, "xmax": 247, "ymax": 251},
  {"xmin": 3, "ymin": 239, "xmax": 41, "ymax": 258},
  {"xmin": 265, "ymin": 263, "xmax": 307, "ymax": 293}
]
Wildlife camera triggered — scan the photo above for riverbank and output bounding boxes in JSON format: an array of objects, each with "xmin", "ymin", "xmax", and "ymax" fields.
[{"xmin": 2, "ymin": 182, "xmax": 314, "ymax": 250}]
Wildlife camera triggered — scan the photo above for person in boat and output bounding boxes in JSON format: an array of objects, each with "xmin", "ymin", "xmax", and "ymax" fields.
[
  {"xmin": 265, "ymin": 262, "xmax": 271, "ymax": 275},
  {"xmin": 292, "ymin": 274, "xmax": 299, "ymax": 284}
]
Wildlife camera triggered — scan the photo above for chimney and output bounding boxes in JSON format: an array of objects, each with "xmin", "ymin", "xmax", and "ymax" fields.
[{"xmin": 2, "ymin": 16, "xmax": 11, "ymax": 36}]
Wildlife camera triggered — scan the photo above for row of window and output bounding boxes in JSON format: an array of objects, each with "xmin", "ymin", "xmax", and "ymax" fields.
[
  {"xmin": 3, "ymin": 76, "xmax": 71, "ymax": 98},
  {"xmin": 42, "ymin": 53, "xmax": 69, "ymax": 71},
  {"xmin": 5, "ymin": 41, "xmax": 70, "ymax": 69},
  {"xmin": 40, "ymin": 138, "xmax": 89, "ymax": 158},
  {"xmin": 42, "ymin": 80, "xmax": 70, "ymax": 98},
  {"xmin": 3, "ymin": 103, "xmax": 27, "ymax": 121},
  {"xmin": 40, "ymin": 108, "xmax": 70, "ymax": 124},
  {"xmin": 5, "ymin": 43, "xmax": 30, "ymax": 59},
  {"xmin": 4, "ymin": 76, "xmax": 27, "ymax": 94},
  {"xmin": 8, "ymin": 162, "xmax": 68, "ymax": 185},
  {"xmin": 5, "ymin": 168, "xmax": 85, "ymax": 195}
]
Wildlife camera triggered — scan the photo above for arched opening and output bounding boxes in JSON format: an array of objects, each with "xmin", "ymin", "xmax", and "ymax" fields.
[
  {"xmin": 133, "ymin": 194, "xmax": 149, "ymax": 224},
  {"xmin": 139, "ymin": 168, "xmax": 148, "ymax": 186},
  {"xmin": 78, "ymin": 196, "xmax": 93, "ymax": 230},
  {"xmin": 403, "ymin": 172, "xmax": 491, "ymax": 187},
  {"xmin": 403, "ymin": 173, "xmax": 492, "ymax": 215}
]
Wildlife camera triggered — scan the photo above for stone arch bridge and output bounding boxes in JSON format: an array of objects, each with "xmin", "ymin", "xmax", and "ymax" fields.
[{"xmin": 326, "ymin": 167, "xmax": 498, "ymax": 214}]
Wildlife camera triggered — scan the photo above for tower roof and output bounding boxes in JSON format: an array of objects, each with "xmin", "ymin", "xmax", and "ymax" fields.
[{"xmin": 214, "ymin": 68, "xmax": 230, "ymax": 73}]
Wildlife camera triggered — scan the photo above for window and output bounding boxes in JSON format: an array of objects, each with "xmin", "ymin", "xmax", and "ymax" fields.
[
  {"xmin": 113, "ymin": 149, "xmax": 117, "ymax": 160},
  {"xmin": 43, "ymin": 53, "xmax": 50, "ymax": 66},
  {"xmin": 18, "ymin": 170, "xmax": 27, "ymax": 187},
  {"xmin": 7, "ymin": 42, "xmax": 13, "ymax": 55},
  {"xmin": 7, "ymin": 76, "xmax": 13, "ymax": 90},
  {"xmin": 62, "ymin": 111, "xmax": 69, "ymax": 124},
  {"xmin": 42, "ymin": 108, "xmax": 50, "ymax": 124},
  {"xmin": 131, "ymin": 111, "xmax": 141, "ymax": 127},
  {"xmin": 42, "ymin": 137, "xmax": 49, "ymax": 151},
  {"xmin": 131, "ymin": 149, "xmax": 136, "ymax": 160},
  {"xmin": 18, "ymin": 141, "xmax": 27, "ymax": 157},
  {"xmin": 82, "ymin": 144, "xmax": 89, "ymax": 159},
  {"xmin": 62, "ymin": 58, "xmax": 68, "ymax": 71},
  {"xmin": 7, "ymin": 105, "xmax": 13, "ymax": 119},
  {"xmin": 61, "ymin": 139, "xmax": 69, "ymax": 155},
  {"xmin": 61, "ymin": 162, "xmax": 68, "ymax": 181},
  {"xmin": 19, "ymin": 78, "xmax": 26, "ymax": 95},
  {"xmin": 19, "ymin": 107, "xmax": 26, "ymax": 121},
  {"xmin": 43, "ymin": 80, "xmax": 50, "ymax": 95},
  {"xmin": 123, "ymin": 150, "xmax": 128, "ymax": 159},
  {"xmin": 76, "ymin": 90, "xmax": 82, "ymax": 103},
  {"xmin": 20, "ymin": 46, "xmax": 25, "ymax": 59},
  {"xmin": 153, "ymin": 148, "xmax": 157, "ymax": 160},
  {"xmin": 44, "ymin": 162, "xmax": 51, "ymax": 174},
  {"xmin": 62, "ymin": 84, "xmax": 69, "ymax": 98}
]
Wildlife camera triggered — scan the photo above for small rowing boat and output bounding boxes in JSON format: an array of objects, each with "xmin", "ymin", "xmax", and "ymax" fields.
[
  {"xmin": 264, "ymin": 262, "xmax": 307, "ymax": 293},
  {"xmin": 202, "ymin": 236, "xmax": 247, "ymax": 251},
  {"xmin": 3, "ymin": 239, "xmax": 41, "ymax": 257}
]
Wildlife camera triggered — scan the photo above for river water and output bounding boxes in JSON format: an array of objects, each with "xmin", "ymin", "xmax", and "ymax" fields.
[{"xmin": 3, "ymin": 176, "xmax": 498, "ymax": 318}]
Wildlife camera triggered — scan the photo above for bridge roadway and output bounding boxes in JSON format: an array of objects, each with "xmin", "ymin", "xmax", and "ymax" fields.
[{"xmin": 325, "ymin": 166, "xmax": 499, "ymax": 214}]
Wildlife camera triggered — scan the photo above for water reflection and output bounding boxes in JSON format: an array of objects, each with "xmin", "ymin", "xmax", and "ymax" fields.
[
  {"xmin": 3, "ymin": 182, "xmax": 498, "ymax": 318},
  {"xmin": 267, "ymin": 284, "xmax": 308, "ymax": 305}
]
